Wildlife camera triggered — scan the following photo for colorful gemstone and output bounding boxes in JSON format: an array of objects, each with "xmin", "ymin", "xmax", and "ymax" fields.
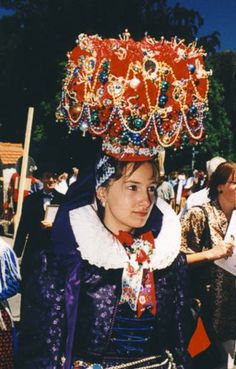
[
  {"xmin": 79, "ymin": 122, "xmax": 89, "ymax": 135},
  {"xmin": 120, "ymin": 134, "xmax": 129, "ymax": 145},
  {"xmin": 159, "ymin": 95, "xmax": 168, "ymax": 107},
  {"xmin": 133, "ymin": 117, "xmax": 145, "ymax": 129},
  {"xmin": 129, "ymin": 77, "xmax": 141, "ymax": 89},
  {"xmin": 91, "ymin": 111, "xmax": 99, "ymax": 122},
  {"xmin": 188, "ymin": 64, "xmax": 196, "ymax": 74},
  {"xmin": 99, "ymin": 72, "xmax": 108, "ymax": 84},
  {"xmin": 160, "ymin": 80, "xmax": 169, "ymax": 92},
  {"xmin": 188, "ymin": 105, "xmax": 197, "ymax": 117},
  {"xmin": 129, "ymin": 133, "xmax": 142, "ymax": 145}
]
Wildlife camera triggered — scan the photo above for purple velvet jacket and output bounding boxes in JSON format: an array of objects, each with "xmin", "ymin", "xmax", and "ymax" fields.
[
  {"xmin": 61, "ymin": 253, "xmax": 192, "ymax": 369},
  {"xmin": 51, "ymin": 205, "xmax": 191, "ymax": 369}
]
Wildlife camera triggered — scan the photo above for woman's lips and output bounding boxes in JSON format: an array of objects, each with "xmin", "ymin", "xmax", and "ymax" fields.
[{"xmin": 133, "ymin": 211, "xmax": 149, "ymax": 217}]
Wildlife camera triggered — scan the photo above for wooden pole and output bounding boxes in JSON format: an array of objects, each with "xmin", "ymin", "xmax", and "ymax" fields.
[{"xmin": 13, "ymin": 107, "xmax": 34, "ymax": 241}]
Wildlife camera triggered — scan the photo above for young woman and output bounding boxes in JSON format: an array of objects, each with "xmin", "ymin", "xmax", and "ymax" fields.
[
  {"xmin": 181, "ymin": 162, "xmax": 236, "ymax": 369},
  {"xmin": 52, "ymin": 153, "xmax": 192, "ymax": 369}
]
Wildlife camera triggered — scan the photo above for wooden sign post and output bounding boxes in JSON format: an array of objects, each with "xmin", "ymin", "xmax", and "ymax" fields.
[{"xmin": 13, "ymin": 107, "xmax": 34, "ymax": 241}]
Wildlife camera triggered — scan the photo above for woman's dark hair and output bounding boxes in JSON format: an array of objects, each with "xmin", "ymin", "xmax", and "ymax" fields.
[
  {"xmin": 209, "ymin": 161, "xmax": 236, "ymax": 200},
  {"xmin": 107, "ymin": 159, "xmax": 159, "ymax": 186},
  {"xmin": 97, "ymin": 159, "xmax": 160, "ymax": 219}
]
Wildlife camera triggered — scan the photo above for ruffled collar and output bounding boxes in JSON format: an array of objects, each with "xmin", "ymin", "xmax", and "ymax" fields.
[{"xmin": 69, "ymin": 198, "xmax": 181, "ymax": 270}]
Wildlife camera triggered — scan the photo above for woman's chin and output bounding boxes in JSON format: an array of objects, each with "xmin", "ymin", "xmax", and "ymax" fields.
[{"xmin": 131, "ymin": 219, "xmax": 148, "ymax": 229}]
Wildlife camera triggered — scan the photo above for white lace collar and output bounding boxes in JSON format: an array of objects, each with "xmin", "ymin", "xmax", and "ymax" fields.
[{"xmin": 69, "ymin": 197, "xmax": 180, "ymax": 270}]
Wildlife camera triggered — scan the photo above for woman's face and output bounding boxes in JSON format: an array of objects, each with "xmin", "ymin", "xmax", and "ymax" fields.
[
  {"xmin": 97, "ymin": 162, "xmax": 158, "ymax": 234},
  {"xmin": 218, "ymin": 173, "xmax": 236, "ymax": 206}
]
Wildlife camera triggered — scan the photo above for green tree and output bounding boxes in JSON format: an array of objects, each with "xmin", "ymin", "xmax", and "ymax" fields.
[
  {"xmin": 199, "ymin": 76, "xmax": 234, "ymax": 161},
  {"xmin": 208, "ymin": 51, "xmax": 236, "ymax": 150}
]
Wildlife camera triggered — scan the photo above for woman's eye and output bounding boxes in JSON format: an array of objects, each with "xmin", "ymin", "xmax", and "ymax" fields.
[
  {"xmin": 128, "ymin": 185, "xmax": 137, "ymax": 191},
  {"xmin": 148, "ymin": 186, "xmax": 157, "ymax": 193}
]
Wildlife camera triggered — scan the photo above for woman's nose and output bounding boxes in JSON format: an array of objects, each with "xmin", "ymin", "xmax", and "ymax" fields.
[{"xmin": 140, "ymin": 190, "xmax": 152, "ymax": 207}]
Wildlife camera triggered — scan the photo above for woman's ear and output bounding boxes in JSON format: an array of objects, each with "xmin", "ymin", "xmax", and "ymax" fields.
[
  {"xmin": 96, "ymin": 187, "xmax": 107, "ymax": 207},
  {"xmin": 217, "ymin": 184, "xmax": 223, "ymax": 194}
]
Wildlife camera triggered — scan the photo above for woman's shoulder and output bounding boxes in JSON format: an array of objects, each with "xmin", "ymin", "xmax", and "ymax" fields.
[
  {"xmin": 181, "ymin": 203, "xmax": 209, "ymax": 222},
  {"xmin": 155, "ymin": 253, "xmax": 187, "ymax": 280},
  {"xmin": 170, "ymin": 252, "xmax": 187, "ymax": 270}
]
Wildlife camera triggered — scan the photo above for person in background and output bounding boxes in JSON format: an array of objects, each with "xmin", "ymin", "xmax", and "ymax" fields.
[
  {"xmin": 30, "ymin": 178, "xmax": 43, "ymax": 193},
  {"xmin": 191, "ymin": 169, "xmax": 199, "ymax": 193},
  {"xmin": 55, "ymin": 172, "xmax": 69, "ymax": 195},
  {"xmin": 0, "ymin": 238, "xmax": 21, "ymax": 369},
  {"xmin": 157, "ymin": 174, "xmax": 175, "ymax": 207},
  {"xmin": 175, "ymin": 172, "xmax": 186, "ymax": 214},
  {"xmin": 69, "ymin": 167, "xmax": 80, "ymax": 186},
  {"xmin": 179, "ymin": 156, "xmax": 226, "ymax": 219},
  {"xmin": 13, "ymin": 168, "xmax": 65, "ymax": 368},
  {"xmin": 13, "ymin": 169, "xmax": 65, "ymax": 282},
  {"xmin": 168, "ymin": 171, "xmax": 178, "ymax": 193},
  {"xmin": 192, "ymin": 169, "xmax": 207, "ymax": 193},
  {"xmin": 181, "ymin": 161, "xmax": 236, "ymax": 369},
  {"xmin": 7, "ymin": 167, "xmax": 37, "ymax": 214},
  {"xmin": 183, "ymin": 171, "xmax": 195, "ymax": 196}
]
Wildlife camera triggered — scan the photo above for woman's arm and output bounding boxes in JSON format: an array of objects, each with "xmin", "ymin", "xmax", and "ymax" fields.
[{"xmin": 186, "ymin": 242, "xmax": 234, "ymax": 264}]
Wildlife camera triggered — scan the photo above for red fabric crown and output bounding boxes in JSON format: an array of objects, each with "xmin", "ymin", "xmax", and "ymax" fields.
[{"xmin": 56, "ymin": 31, "xmax": 211, "ymax": 161}]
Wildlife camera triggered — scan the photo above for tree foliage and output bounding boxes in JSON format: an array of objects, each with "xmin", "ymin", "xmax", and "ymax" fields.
[
  {"xmin": 208, "ymin": 51, "xmax": 236, "ymax": 150},
  {"xmin": 199, "ymin": 76, "xmax": 234, "ymax": 161}
]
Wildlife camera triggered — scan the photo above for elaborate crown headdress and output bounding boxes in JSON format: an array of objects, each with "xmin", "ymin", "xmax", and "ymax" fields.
[{"xmin": 56, "ymin": 31, "xmax": 211, "ymax": 161}]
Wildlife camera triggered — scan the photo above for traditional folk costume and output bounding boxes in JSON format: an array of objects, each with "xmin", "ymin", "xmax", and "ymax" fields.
[
  {"xmin": 52, "ymin": 187, "xmax": 190, "ymax": 369},
  {"xmin": 52, "ymin": 31, "xmax": 211, "ymax": 369},
  {"xmin": 0, "ymin": 239, "xmax": 20, "ymax": 369},
  {"xmin": 14, "ymin": 188, "xmax": 65, "ymax": 369},
  {"xmin": 181, "ymin": 201, "xmax": 236, "ymax": 341}
]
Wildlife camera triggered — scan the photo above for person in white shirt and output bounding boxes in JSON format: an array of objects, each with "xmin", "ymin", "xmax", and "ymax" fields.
[
  {"xmin": 55, "ymin": 172, "xmax": 69, "ymax": 194},
  {"xmin": 69, "ymin": 167, "xmax": 80, "ymax": 186}
]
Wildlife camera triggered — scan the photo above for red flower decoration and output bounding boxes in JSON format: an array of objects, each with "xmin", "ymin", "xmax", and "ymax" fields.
[{"xmin": 136, "ymin": 249, "xmax": 149, "ymax": 263}]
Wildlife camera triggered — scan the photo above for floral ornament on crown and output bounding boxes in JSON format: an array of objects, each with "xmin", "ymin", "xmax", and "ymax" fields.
[{"xmin": 56, "ymin": 30, "xmax": 211, "ymax": 161}]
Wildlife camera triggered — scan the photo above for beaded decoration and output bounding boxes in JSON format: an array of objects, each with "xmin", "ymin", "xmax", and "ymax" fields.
[
  {"xmin": 95, "ymin": 154, "xmax": 116, "ymax": 188},
  {"xmin": 56, "ymin": 31, "xmax": 211, "ymax": 160}
]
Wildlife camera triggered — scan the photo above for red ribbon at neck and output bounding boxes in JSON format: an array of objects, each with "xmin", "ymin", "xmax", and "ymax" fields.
[{"xmin": 116, "ymin": 230, "xmax": 157, "ymax": 318}]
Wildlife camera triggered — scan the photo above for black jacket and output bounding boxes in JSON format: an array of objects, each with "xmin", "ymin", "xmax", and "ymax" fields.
[{"xmin": 14, "ymin": 189, "xmax": 65, "ymax": 281}]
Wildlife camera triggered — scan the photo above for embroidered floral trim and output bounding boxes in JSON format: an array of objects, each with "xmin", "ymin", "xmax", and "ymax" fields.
[
  {"xmin": 126, "ymin": 239, "xmax": 153, "ymax": 272},
  {"xmin": 69, "ymin": 198, "xmax": 180, "ymax": 270}
]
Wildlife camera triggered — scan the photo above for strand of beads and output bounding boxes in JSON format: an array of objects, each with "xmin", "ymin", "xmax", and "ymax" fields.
[
  {"xmin": 153, "ymin": 114, "xmax": 182, "ymax": 148},
  {"xmin": 182, "ymin": 102, "xmax": 205, "ymax": 140},
  {"xmin": 117, "ymin": 108, "xmax": 154, "ymax": 145},
  {"xmin": 89, "ymin": 106, "xmax": 117, "ymax": 136}
]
